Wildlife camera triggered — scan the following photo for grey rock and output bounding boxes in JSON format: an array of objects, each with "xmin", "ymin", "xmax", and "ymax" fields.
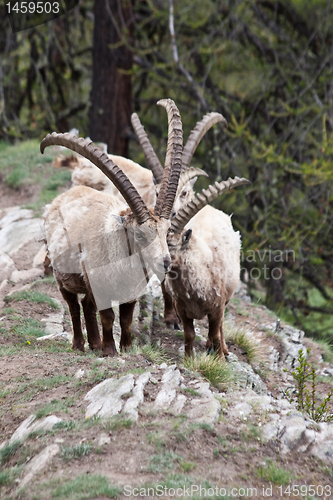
[
  {"xmin": 123, "ymin": 372, "xmax": 150, "ymax": 421},
  {"xmin": 97, "ymin": 433, "xmax": 111, "ymax": 446},
  {"xmin": 172, "ymin": 394, "xmax": 187, "ymax": 415},
  {"xmin": 18, "ymin": 444, "xmax": 60, "ymax": 490},
  {"xmin": 10, "ymin": 268, "xmax": 43, "ymax": 284},
  {"xmin": 85, "ymin": 374, "xmax": 135, "ymax": 418},
  {"xmin": 0, "ymin": 207, "xmax": 34, "ymax": 229},
  {"xmin": 186, "ymin": 381, "xmax": 221, "ymax": 424},
  {"xmin": 0, "ymin": 254, "xmax": 17, "ymax": 281},
  {"xmin": 75, "ymin": 369, "xmax": 85, "ymax": 379},
  {"xmin": 154, "ymin": 366, "xmax": 183, "ymax": 410},
  {"xmin": 10, "ymin": 415, "xmax": 62, "ymax": 444},
  {"xmin": 279, "ymin": 416, "xmax": 314, "ymax": 454},
  {"xmin": 227, "ymin": 354, "xmax": 268, "ymax": 394},
  {"xmin": 0, "ymin": 218, "xmax": 43, "ymax": 256}
]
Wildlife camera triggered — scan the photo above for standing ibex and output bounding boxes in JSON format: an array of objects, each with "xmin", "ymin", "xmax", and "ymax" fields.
[
  {"xmin": 132, "ymin": 111, "xmax": 228, "ymax": 329},
  {"xmin": 41, "ymin": 99, "xmax": 183, "ymax": 356},
  {"xmin": 165, "ymin": 177, "xmax": 250, "ymax": 357},
  {"xmin": 52, "ymin": 111, "xmax": 227, "ymax": 330}
]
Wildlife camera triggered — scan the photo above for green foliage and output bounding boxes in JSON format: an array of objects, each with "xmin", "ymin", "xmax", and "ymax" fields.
[
  {"xmin": 183, "ymin": 353, "xmax": 232, "ymax": 388},
  {"xmin": 60, "ymin": 443, "xmax": 92, "ymax": 461},
  {"xmin": 0, "ymin": 441, "xmax": 21, "ymax": 465},
  {"xmin": 225, "ymin": 328, "xmax": 259, "ymax": 364},
  {"xmin": 288, "ymin": 348, "xmax": 333, "ymax": 422},
  {"xmin": 50, "ymin": 474, "xmax": 121, "ymax": 499},
  {"xmin": 11, "ymin": 317, "xmax": 45, "ymax": 339},
  {"xmin": 52, "ymin": 421, "xmax": 77, "ymax": 431},
  {"xmin": 5, "ymin": 290, "xmax": 59, "ymax": 309},
  {"xmin": 148, "ymin": 451, "xmax": 181, "ymax": 473},
  {"xmin": 0, "ymin": 466, "xmax": 21, "ymax": 486},
  {"xmin": 257, "ymin": 459, "xmax": 293, "ymax": 485},
  {"xmin": 102, "ymin": 415, "xmax": 133, "ymax": 432},
  {"xmin": 35, "ymin": 397, "xmax": 75, "ymax": 418}
]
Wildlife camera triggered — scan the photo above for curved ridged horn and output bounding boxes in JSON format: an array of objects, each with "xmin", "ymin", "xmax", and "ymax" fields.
[
  {"xmin": 131, "ymin": 113, "xmax": 164, "ymax": 184},
  {"xmin": 176, "ymin": 167, "xmax": 209, "ymax": 198},
  {"xmin": 40, "ymin": 133, "xmax": 152, "ymax": 225},
  {"xmin": 154, "ymin": 99, "xmax": 183, "ymax": 219},
  {"xmin": 170, "ymin": 176, "xmax": 250, "ymax": 233},
  {"xmin": 182, "ymin": 112, "xmax": 227, "ymax": 171}
]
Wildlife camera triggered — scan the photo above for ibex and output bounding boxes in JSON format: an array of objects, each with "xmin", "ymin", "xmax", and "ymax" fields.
[
  {"xmin": 165, "ymin": 177, "xmax": 250, "ymax": 357},
  {"xmin": 132, "ymin": 110, "xmax": 228, "ymax": 329},
  {"xmin": 53, "ymin": 111, "xmax": 227, "ymax": 330},
  {"xmin": 41, "ymin": 99, "xmax": 183, "ymax": 356}
]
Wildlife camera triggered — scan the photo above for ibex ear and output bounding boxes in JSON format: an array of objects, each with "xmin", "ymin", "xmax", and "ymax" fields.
[
  {"xmin": 182, "ymin": 229, "xmax": 192, "ymax": 246},
  {"xmin": 111, "ymin": 214, "xmax": 125, "ymax": 226}
]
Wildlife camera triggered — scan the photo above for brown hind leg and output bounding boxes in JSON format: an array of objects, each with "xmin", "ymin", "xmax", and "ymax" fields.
[
  {"xmin": 175, "ymin": 302, "xmax": 195, "ymax": 357},
  {"xmin": 99, "ymin": 308, "xmax": 117, "ymax": 356},
  {"xmin": 81, "ymin": 294, "xmax": 102, "ymax": 351},
  {"xmin": 161, "ymin": 281, "xmax": 180, "ymax": 330},
  {"xmin": 119, "ymin": 301, "xmax": 136, "ymax": 351},
  {"xmin": 207, "ymin": 307, "xmax": 228, "ymax": 358},
  {"xmin": 59, "ymin": 286, "xmax": 85, "ymax": 352}
]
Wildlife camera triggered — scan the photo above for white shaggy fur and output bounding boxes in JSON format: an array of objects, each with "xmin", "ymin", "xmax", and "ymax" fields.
[{"xmin": 165, "ymin": 205, "xmax": 241, "ymax": 357}]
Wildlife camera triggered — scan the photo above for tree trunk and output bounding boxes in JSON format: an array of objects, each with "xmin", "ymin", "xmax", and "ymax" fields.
[{"xmin": 89, "ymin": 0, "xmax": 132, "ymax": 156}]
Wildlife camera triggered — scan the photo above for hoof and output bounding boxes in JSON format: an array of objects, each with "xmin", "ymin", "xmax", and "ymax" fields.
[
  {"xmin": 120, "ymin": 343, "xmax": 132, "ymax": 352},
  {"xmin": 72, "ymin": 343, "xmax": 85, "ymax": 352},
  {"xmin": 102, "ymin": 347, "xmax": 117, "ymax": 357},
  {"xmin": 89, "ymin": 343, "xmax": 102, "ymax": 351}
]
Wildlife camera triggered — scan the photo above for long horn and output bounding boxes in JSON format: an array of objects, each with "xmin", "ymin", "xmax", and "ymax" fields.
[
  {"xmin": 170, "ymin": 176, "xmax": 250, "ymax": 233},
  {"xmin": 154, "ymin": 99, "xmax": 183, "ymax": 219},
  {"xmin": 176, "ymin": 167, "xmax": 209, "ymax": 198},
  {"xmin": 182, "ymin": 112, "xmax": 227, "ymax": 171},
  {"xmin": 131, "ymin": 113, "xmax": 164, "ymax": 184},
  {"xmin": 40, "ymin": 133, "xmax": 152, "ymax": 225}
]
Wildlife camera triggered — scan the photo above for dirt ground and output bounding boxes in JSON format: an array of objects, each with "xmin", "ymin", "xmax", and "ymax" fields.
[{"xmin": 1, "ymin": 181, "xmax": 333, "ymax": 500}]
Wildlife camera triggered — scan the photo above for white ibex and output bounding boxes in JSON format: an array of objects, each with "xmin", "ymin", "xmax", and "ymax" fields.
[
  {"xmin": 165, "ymin": 176, "xmax": 250, "ymax": 357},
  {"xmin": 41, "ymin": 99, "xmax": 183, "ymax": 357}
]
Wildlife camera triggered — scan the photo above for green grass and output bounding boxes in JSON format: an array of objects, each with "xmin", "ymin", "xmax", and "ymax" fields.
[
  {"xmin": 225, "ymin": 327, "xmax": 259, "ymax": 364},
  {"xmin": 11, "ymin": 317, "xmax": 46, "ymax": 339},
  {"xmin": 0, "ymin": 441, "xmax": 21, "ymax": 465},
  {"xmin": 183, "ymin": 353, "xmax": 233, "ymax": 388},
  {"xmin": 139, "ymin": 343, "xmax": 169, "ymax": 365},
  {"xmin": 180, "ymin": 461, "xmax": 196, "ymax": 472},
  {"xmin": 35, "ymin": 397, "xmax": 75, "ymax": 418},
  {"xmin": 0, "ymin": 466, "xmax": 21, "ymax": 486},
  {"xmin": 60, "ymin": 443, "xmax": 92, "ymax": 461},
  {"xmin": 17, "ymin": 374, "xmax": 72, "ymax": 397},
  {"xmin": 4, "ymin": 290, "xmax": 59, "ymax": 309},
  {"xmin": 49, "ymin": 474, "xmax": 121, "ymax": 499},
  {"xmin": 148, "ymin": 451, "xmax": 181, "ymax": 473},
  {"xmin": 102, "ymin": 415, "xmax": 133, "ymax": 431},
  {"xmin": 147, "ymin": 431, "xmax": 165, "ymax": 449},
  {"xmin": 257, "ymin": 459, "xmax": 293, "ymax": 484},
  {"xmin": 53, "ymin": 420, "xmax": 77, "ymax": 431},
  {"xmin": 0, "ymin": 139, "xmax": 71, "ymax": 212}
]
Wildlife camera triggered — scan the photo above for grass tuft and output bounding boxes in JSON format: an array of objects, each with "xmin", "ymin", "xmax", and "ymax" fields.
[
  {"xmin": 183, "ymin": 353, "xmax": 232, "ymax": 388},
  {"xmin": 4, "ymin": 290, "xmax": 59, "ymax": 309},
  {"xmin": 257, "ymin": 459, "xmax": 293, "ymax": 484},
  {"xmin": 0, "ymin": 441, "xmax": 21, "ymax": 465},
  {"xmin": 50, "ymin": 474, "xmax": 121, "ymax": 499},
  {"xmin": 225, "ymin": 327, "xmax": 260, "ymax": 364},
  {"xmin": 148, "ymin": 451, "xmax": 181, "ymax": 473},
  {"xmin": 60, "ymin": 443, "xmax": 92, "ymax": 461}
]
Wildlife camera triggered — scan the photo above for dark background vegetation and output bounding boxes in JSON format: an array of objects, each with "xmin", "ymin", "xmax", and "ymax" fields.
[{"xmin": 0, "ymin": 0, "xmax": 332, "ymax": 344}]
